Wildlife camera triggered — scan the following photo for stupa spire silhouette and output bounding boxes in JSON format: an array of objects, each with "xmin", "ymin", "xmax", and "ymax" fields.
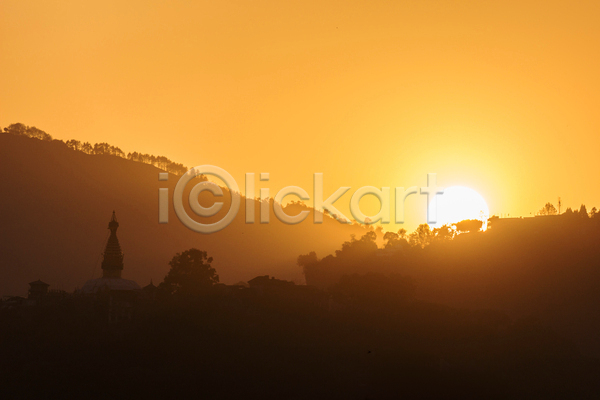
[
  {"xmin": 80, "ymin": 211, "xmax": 141, "ymax": 294},
  {"xmin": 101, "ymin": 211, "xmax": 124, "ymax": 278}
]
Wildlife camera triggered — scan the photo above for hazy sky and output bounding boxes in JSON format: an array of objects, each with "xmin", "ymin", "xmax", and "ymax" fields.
[{"xmin": 2, "ymin": 1, "xmax": 599, "ymax": 231}]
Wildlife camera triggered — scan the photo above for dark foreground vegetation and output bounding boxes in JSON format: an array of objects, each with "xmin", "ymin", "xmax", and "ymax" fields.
[
  {"xmin": 300, "ymin": 211, "xmax": 600, "ymax": 361},
  {"xmin": 2, "ymin": 249, "xmax": 600, "ymax": 399},
  {"xmin": 2, "ymin": 123, "xmax": 600, "ymax": 398},
  {"xmin": 2, "ymin": 294, "xmax": 599, "ymax": 399}
]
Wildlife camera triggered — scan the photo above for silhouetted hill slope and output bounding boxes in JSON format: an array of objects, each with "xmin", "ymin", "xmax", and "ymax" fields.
[
  {"xmin": 302, "ymin": 215, "xmax": 600, "ymax": 356},
  {"xmin": 0, "ymin": 134, "xmax": 369, "ymax": 296},
  {"xmin": 403, "ymin": 217, "xmax": 600, "ymax": 356}
]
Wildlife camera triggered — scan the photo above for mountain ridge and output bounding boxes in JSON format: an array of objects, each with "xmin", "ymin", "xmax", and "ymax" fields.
[{"xmin": 0, "ymin": 134, "xmax": 370, "ymax": 296}]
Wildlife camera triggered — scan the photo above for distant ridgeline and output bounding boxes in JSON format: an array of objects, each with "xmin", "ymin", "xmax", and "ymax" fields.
[
  {"xmin": 4, "ymin": 122, "xmax": 599, "ymax": 240},
  {"xmin": 2, "ymin": 122, "xmax": 188, "ymax": 176}
]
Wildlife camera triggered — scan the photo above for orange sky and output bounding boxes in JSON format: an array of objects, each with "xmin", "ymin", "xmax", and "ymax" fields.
[{"xmin": 2, "ymin": 1, "xmax": 600, "ymax": 231}]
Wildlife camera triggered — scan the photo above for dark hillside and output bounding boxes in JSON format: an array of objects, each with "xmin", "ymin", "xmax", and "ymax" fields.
[{"xmin": 0, "ymin": 134, "xmax": 368, "ymax": 295}]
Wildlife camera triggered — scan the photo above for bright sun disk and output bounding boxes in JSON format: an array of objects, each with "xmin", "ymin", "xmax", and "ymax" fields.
[{"xmin": 428, "ymin": 186, "xmax": 490, "ymax": 230}]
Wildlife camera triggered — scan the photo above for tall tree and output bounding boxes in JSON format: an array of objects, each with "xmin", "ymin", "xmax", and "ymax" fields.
[
  {"xmin": 66, "ymin": 139, "xmax": 82, "ymax": 151},
  {"xmin": 81, "ymin": 142, "xmax": 93, "ymax": 154},
  {"xmin": 538, "ymin": 202, "xmax": 558, "ymax": 216},
  {"xmin": 26, "ymin": 126, "xmax": 52, "ymax": 141},
  {"xmin": 3, "ymin": 123, "xmax": 27, "ymax": 136},
  {"xmin": 433, "ymin": 224, "xmax": 455, "ymax": 241},
  {"xmin": 159, "ymin": 249, "xmax": 218, "ymax": 296},
  {"xmin": 383, "ymin": 229, "xmax": 409, "ymax": 249},
  {"xmin": 409, "ymin": 224, "xmax": 433, "ymax": 247},
  {"xmin": 579, "ymin": 204, "xmax": 589, "ymax": 219}
]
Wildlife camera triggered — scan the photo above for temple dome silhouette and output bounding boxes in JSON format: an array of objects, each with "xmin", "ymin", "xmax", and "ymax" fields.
[{"xmin": 81, "ymin": 211, "xmax": 141, "ymax": 294}]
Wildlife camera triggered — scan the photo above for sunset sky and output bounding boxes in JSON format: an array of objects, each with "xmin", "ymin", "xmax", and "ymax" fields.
[{"xmin": 2, "ymin": 1, "xmax": 600, "ymax": 231}]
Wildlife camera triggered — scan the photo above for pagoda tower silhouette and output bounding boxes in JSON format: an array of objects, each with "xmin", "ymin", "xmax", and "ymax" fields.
[
  {"xmin": 80, "ymin": 212, "xmax": 141, "ymax": 294},
  {"xmin": 101, "ymin": 211, "xmax": 124, "ymax": 278}
]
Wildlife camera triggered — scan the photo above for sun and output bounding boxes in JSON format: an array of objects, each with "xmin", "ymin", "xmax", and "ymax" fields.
[{"xmin": 428, "ymin": 186, "xmax": 490, "ymax": 230}]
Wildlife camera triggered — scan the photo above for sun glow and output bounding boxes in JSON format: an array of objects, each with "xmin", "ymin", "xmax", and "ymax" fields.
[{"xmin": 429, "ymin": 186, "xmax": 490, "ymax": 230}]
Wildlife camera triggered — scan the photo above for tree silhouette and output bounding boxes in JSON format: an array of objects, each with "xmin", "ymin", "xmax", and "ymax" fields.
[
  {"xmin": 409, "ymin": 224, "xmax": 433, "ymax": 247},
  {"xmin": 93, "ymin": 142, "xmax": 110, "ymax": 155},
  {"xmin": 383, "ymin": 229, "xmax": 408, "ymax": 249},
  {"xmin": 66, "ymin": 139, "xmax": 80, "ymax": 151},
  {"xmin": 336, "ymin": 231, "xmax": 378, "ymax": 259},
  {"xmin": 3, "ymin": 123, "xmax": 52, "ymax": 141},
  {"xmin": 25, "ymin": 126, "xmax": 52, "ymax": 141},
  {"xmin": 433, "ymin": 224, "xmax": 455, "ymax": 241},
  {"xmin": 297, "ymin": 251, "xmax": 318, "ymax": 277},
  {"xmin": 81, "ymin": 142, "xmax": 93, "ymax": 154},
  {"xmin": 455, "ymin": 219, "xmax": 483, "ymax": 233},
  {"xmin": 299, "ymin": 232, "xmax": 379, "ymax": 287},
  {"xmin": 2, "ymin": 122, "xmax": 27, "ymax": 136},
  {"xmin": 538, "ymin": 202, "xmax": 558, "ymax": 216},
  {"xmin": 159, "ymin": 249, "xmax": 218, "ymax": 296}
]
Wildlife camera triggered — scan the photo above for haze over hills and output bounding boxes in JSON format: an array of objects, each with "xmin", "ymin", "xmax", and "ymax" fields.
[
  {"xmin": 0, "ymin": 133, "xmax": 370, "ymax": 296},
  {"xmin": 4, "ymin": 129, "xmax": 600, "ymax": 357}
]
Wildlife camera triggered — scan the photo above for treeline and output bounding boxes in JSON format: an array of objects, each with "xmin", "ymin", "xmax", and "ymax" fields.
[
  {"xmin": 2, "ymin": 122, "xmax": 188, "ymax": 176},
  {"xmin": 537, "ymin": 201, "xmax": 598, "ymax": 217},
  {"xmin": 367, "ymin": 218, "xmax": 484, "ymax": 251},
  {"xmin": 392, "ymin": 201, "xmax": 600, "ymax": 250},
  {"xmin": 301, "ymin": 206, "xmax": 600, "ymax": 290}
]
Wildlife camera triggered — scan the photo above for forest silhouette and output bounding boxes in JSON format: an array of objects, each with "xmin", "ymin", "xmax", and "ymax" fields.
[
  {"xmin": 2, "ymin": 229, "xmax": 600, "ymax": 398},
  {"xmin": 3, "ymin": 123, "xmax": 190, "ymax": 175},
  {"xmin": 2, "ymin": 125, "xmax": 600, "ymax": 397}
]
